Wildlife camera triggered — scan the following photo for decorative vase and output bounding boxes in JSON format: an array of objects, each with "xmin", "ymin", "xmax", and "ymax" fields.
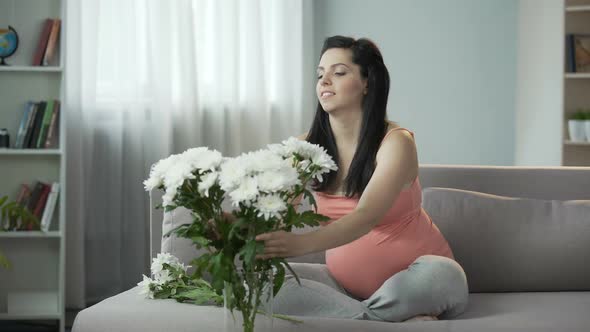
[
  {"xmin": 223, "ymin": 269, "xmax": 274, "ymax": 332},
  {"xmin": 568, "ymin": 120, "xmax": 587, "ymax": 142}
]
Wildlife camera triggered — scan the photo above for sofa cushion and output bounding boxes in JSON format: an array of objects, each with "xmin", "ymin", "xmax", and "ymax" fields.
[
  {"xmin": 72, "ymin": 286, "xmax": 590, "ymax": 332},
  {"xmin": 422, "ymin": 187, "xmax": 590, "ymax": 293}
]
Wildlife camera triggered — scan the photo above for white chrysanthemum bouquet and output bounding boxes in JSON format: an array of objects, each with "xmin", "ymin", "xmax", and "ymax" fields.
[{"xmin": 141, "ymin": 138, "xmax": 337, "ymax": 331}]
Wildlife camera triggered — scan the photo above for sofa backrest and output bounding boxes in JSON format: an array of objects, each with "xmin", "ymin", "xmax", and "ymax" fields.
[
  {"xmin": 419, "ymin": 165, "xmax": 590, "ymax": 293},
  {"xmin": 419, "ymin": 165, "xmax": 590, "ymax": 201}
]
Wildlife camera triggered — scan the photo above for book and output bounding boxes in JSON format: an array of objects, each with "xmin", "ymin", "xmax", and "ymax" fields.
[
  {"xmin": 13, "ymin": 183, "xmax": 31, "ymax": 231},
  {"xmin": 43, "ymin": 19, "xmax": 61, "ymax": 66},
  {"xmin": 40, "ymin": 183, "xmax": 60, "ymax": 232},
  {"xmin": 566, "ymin": 34, "xmax": 576, "ymax": 73},
  {"xmin": 32, "ymin": 19, "xmax": 54, "ymax": 66},
  {"xmin": 45, "ymin": 101, "xmax": 60, "ymax": 149},
  {"xmin": 22, "ymin": 103, "xmax": 38, "ymax": 149},
  {"xmin": 37, "ymin": 100, "xmax": 55, "ymax": 148},
  {"xmin": 14, "ymin": 102, "xmax": 34, "ymax": 149},
  {"xmin": 28, "ymin": 101, "xmax": 47, "ymax": 149},
  {"xmin": 33, "ymin": 183, "xmax": 51, "ymax": 219},
  {"xmin": 15, "ymin": 184, "xmax": 32, "ymax": 206},
  {"xmin": 25, "ymin": 182, "xmax": 45, "ymax": 230},
  {"xmin": 574, "ymin": 34, "xmax": 590, "ymax": 73}
]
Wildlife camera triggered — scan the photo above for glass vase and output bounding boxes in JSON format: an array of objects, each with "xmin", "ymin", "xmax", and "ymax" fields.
[{"xmin": 223, "ymin": 269, "xmax": 274, "ymax": 332}]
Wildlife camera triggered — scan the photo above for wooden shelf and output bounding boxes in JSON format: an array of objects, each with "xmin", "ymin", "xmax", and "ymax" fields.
[
  {"xmin": 566, "ymin": 5, "xmax": 590, "ymax": 12},
  {"xmin": 0, "ymin": 231, "xmax": 61, "ymax": 238},
  {"xmin": 0, "ymin": 149, "xmax": 62, "ymax": 156},
  {"xmin": 564, "ymin": 140, "xmax": 590, "ymax": 146},
  {"xmin": 0, "ymin": 66, "xmax": 62, "ymax": 73},
  {"xmin": 565, "ymin": 73, "xmax": 590, "ymax": 79}
]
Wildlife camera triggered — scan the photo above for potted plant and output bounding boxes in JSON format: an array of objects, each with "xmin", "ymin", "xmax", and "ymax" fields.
[
  {"xmin": 584, "ymin": 110, "xmax": 590, "ymax": 142},
  {"xmin": 0, "ymin": 195, "xmax": 40, "ymax": 269},
  {"xmin": 568, "ymin": 110, "xmax": 587, "ymax": 142}
]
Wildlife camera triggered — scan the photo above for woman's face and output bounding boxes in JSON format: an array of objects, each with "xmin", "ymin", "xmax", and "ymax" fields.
[{"xmin": 316, "ymin": 48, "xmax": 367, "ymax": 113}]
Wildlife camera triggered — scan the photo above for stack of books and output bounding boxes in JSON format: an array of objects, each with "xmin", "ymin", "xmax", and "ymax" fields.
[
  {"xmin": 12, "ymin": 181, "xmax": 60, "ymax": 232},
  {"xmin": 13, "ymin": 100, "xmax": 60, "ymax": 149},
  {"xmin": 32, "ymin": 18, "xmax": 62, "ymax": 66}
]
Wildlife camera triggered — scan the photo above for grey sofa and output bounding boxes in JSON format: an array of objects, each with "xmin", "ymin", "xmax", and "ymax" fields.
[{"xmin": 73, "ymin": 165, "xmax": 590, "ymax": 332}]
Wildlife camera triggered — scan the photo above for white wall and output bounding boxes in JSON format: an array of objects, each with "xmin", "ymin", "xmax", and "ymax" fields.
[
  {"xmin": 312, "ymin": 0, "xmax": 518, "ymax": 165},
  {"xmin": 514, "ymin": 0, "xmax": 564, "ymax": 166}
]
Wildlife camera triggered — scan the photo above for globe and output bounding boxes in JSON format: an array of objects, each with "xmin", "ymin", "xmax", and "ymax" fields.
[{"xmin": 0, "ymin": 26, "xmax": 19, "ymax": 66}]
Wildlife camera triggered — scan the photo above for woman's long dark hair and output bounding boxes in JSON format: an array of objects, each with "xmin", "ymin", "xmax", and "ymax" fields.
[{"xmin": 307, "ymin": 36, "xmax": 391, "ymax": 198}]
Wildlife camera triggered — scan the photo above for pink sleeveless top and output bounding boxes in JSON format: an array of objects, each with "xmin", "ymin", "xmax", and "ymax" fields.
[{"xmin": 314, "ymin": 128, "xmax": 455, "ymax": 300}]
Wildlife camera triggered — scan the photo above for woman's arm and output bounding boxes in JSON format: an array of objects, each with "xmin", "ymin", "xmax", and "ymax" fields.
[{"xmin": 255, "ymin": 130, "xmax": 418, "ymax": 259}]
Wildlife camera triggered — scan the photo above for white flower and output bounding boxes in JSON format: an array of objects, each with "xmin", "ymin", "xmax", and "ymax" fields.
[
  {"xmin": 245, "ymin": 149, "xmax": 285, "ymax": 172},
  {"xmin": 151, "ymin": 253, "xmax": 181, "ymax": 275},
  {"xmin": 138, "ymin": 274, "xmax": 154, "ymax": 299},
  {"xmin": 161, "ymin": 161, "xmax": 196, "ymax": 206},
  {"xmin": 182, "ymin": 148, "xmax": 223, "ymax": 173},
  {"xmin": 198, "ymin": 172, "xmax": 218, "ymax": 197},
  {"xmin": 219, "ymin": 158, "xmax": 247, "ymax": 191},
  {"xmin": 162, "ymin": 189, "xmax": 178, "ymax": 208},
  {"xmin": 154, "ymin": 270, "xmax": 174, "ymax": 285},
  {"xmin": 144, "ymin": 147, "xmax": 222, "ymax": 203},
  {"xmin": 163, "ymin": 160, "xmax": 195, "ymax": 189},
  {"xmin": 310, "ymin": 148, "xmax": 337, "ymax": 170},
  {"xmin": 309, "ymin": 149, "xmax": 338, "ymax": 181},
  {"xmin": 256, "ymin": 166, "xmax": 301, "ymax": 193},
  {"xmin": 255, "ymin": 194, "xmax": 287, "ymax": 220},
  {"xmin": 229, "ymin": 176, "xmax": 259, "ymax": 206},
  {"xmin": 144, "ymin": 154, "xmax": 183, "ymax": 191},
  {"xmin": 143, "ymin": 177, "xmax": 161, "ymax": 192},
  {"xmin": 271, "ymin": 137, "xmax": 337, "ymax": 168},
  {"xmin": 267, "ymin": 143, "xmax": 288, "ymax": 158}
]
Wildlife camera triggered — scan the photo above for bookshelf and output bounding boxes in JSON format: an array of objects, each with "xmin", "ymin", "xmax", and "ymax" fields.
[
  {"xmin": 0, "ymin": 66, "xmax": 63, "ymax": 72},
  {"xmin": 564, "ymin": 0, "xmax": 590, "ymax": 166},
  {"xmin": 0, "ymin": 0, "xmax": 66, "ymax": 332}
]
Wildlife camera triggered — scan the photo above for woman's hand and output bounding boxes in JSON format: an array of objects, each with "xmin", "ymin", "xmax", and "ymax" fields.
[{"xmin": 254, "ymin": 231, "xmax": 309, "ymax": 260}]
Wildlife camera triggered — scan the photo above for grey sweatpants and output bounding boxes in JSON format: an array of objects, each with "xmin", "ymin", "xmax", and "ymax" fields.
[{"xmin": 273, "ymin": 255, "xmax": 469, "ymax": 322}]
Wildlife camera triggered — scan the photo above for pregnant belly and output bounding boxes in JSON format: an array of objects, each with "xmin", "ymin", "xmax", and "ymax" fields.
[{"xmin": 325, "ymin": 232, "xmax": 423, "ymax": 300}]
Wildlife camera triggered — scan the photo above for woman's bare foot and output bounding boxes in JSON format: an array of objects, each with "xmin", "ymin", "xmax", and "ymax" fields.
[{"xmin": 403, "ymin": 315, "xmax": 439, "ymax": 322}]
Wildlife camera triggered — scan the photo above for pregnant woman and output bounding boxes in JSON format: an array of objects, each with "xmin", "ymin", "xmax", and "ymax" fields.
[{"xmin": 254, "ymin": 35, "xmax": 469, "ymax": 322}]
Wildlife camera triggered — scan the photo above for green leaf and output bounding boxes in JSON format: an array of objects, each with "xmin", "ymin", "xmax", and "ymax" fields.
[
  {"xmin": 173, "ymin": 285, "xmax": 223, "ymax": 305},
  {"xmin": 272, "ymin": 263, "xmax": 285, "ymax": 297},
  {"xmin": 0, "ymin": 250, "xmax": 11, "ymax": 269},
  {"xmin": 303, "ymin": 189, "xmax": 318, "ymax": 211},
  {"xmin": 283, "ymin": 204, "xmax": 296, "ymax": 226},
  {"xmin": 190, "ymin": 254, "xmax": 212, "ymax": 279},
  {"xmin": 238, "ymin": 240, "xmax": 263, "ymax": 266},
  {"xmin": 164, "ymin": 223, "xmax": 191, "ymax": 238},
  {"xmin": 191, "ymin": 235, "xmax": 210, "ymax": 249},
  {"xmin": 209, "ymin": 253, "xmax": 234, "ymax": 292},
  {"xmin": 153, "ymin": 288, "xmax": 172, "ymax": 299},
  {"xmin": 281, "ymin": 261, "xmax": 301, "ymax": 286},
  {"xmin": 0, "ymin": 196, "xmax": 7, "ymax": 207},
  {"xmin": 164, "ymin": 205, "xmax": 177, "ymax": 212},
  {"xmin": 228, "ymin": 217, "xmax": 248, "ymax": 241}
]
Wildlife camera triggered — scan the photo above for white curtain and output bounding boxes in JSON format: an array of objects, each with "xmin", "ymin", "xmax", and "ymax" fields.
[{"xmin": 65, "ymin": 0, "xmax": 314, "ymax": 307}]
